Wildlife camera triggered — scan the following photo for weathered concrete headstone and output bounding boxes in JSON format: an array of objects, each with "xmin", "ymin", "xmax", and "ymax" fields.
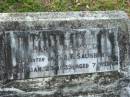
[{"xmin": 0, "ymin": 11, "xmax": 129, "ymax": 97}]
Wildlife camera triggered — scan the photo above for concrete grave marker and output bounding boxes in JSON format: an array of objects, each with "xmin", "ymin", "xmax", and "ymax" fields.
[{"xmin": 0, "ymin": 11, "xmax": 129, "ymax": 79}]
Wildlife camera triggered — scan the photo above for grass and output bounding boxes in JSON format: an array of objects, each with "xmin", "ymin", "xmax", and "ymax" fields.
[{"xmin": 0, "ymin": 0, "xmax": 129, "ymax": 16}]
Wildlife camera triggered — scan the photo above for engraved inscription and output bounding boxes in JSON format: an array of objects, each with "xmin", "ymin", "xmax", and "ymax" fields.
[{"xmin": 0, "ymin": 28, "xmax": 120, "ymax": 79}]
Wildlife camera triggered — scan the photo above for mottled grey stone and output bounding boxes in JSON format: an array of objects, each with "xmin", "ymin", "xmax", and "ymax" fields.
[
  {"xmin": 0, "ymin": 11, "xmax": 129, "ymax": 97},
  {"xmin": 128, "ymin": 19, "xmax": 130, "ymax": 32}
]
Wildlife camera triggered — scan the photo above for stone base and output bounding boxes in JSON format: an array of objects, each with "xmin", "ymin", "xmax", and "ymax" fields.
[{"xmin": 1, "ymin": 71, "xmax": 123, "ymax": 97}]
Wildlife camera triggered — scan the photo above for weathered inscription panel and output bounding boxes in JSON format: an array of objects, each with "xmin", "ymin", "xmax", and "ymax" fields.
[{"xmin": 0, "ymin": 27, "xmax": 119, "ymax": 79}]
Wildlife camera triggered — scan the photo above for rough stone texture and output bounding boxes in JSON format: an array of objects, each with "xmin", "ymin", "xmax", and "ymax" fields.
[
  {"xmin": 128, "ymin": 19, "xmax": 130, "ymax": 32},
  {"xmin": 0, "ymin": 11, "xmax": 129, "ymax": 97},
  {"xmin": 0, "ymin": 72, "xmax": 121, "ymax": 97}
]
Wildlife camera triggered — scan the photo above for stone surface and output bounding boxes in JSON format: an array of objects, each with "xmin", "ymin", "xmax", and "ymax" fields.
[
  {"xmin": 128, "ymin": 19, "xmax": 130, "ymax": 32},
  {"xmin": 0, "ymin": 11, "xmax": 129, "ymax": 97}
]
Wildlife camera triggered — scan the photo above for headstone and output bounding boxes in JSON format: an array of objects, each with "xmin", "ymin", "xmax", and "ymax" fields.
[{"xmin": 0, "ymin": 11, "xmax": 129, "ymax": 97}]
